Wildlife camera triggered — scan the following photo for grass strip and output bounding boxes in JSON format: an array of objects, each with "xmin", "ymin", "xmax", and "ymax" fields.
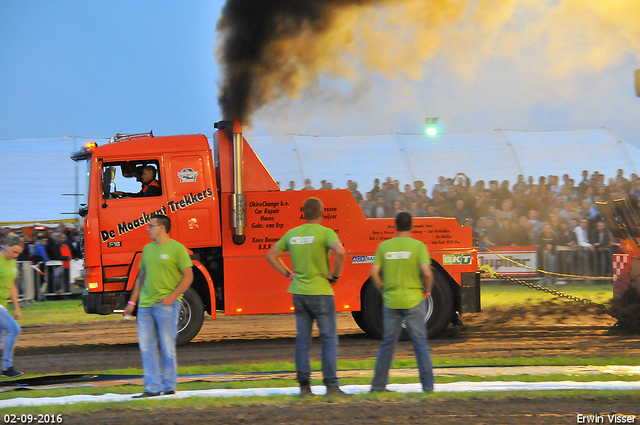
[
  {"xmin": 480, "ymin": 282, "xmax": 613, "ymax": 307},
  {"xmin": 88, "ymin": 355, "xmax": 640, "ymax": 377},
  {"xmin": 4, "ymin": 355, "xmax": 639, "ymax": 385},
  {"xmin": 17, "ymin": 300, "xmax": 120, "ymax": 324}
]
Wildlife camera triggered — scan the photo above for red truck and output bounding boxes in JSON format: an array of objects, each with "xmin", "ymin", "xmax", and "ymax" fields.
[{"xmin": 71, "ymin": 121, "xmax": 480, "ymax": 345}]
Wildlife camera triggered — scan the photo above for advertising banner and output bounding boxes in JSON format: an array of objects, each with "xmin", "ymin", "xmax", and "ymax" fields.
[{"xmin": 478, "ymin": 246, "xmax": 537, "ymax": 277}]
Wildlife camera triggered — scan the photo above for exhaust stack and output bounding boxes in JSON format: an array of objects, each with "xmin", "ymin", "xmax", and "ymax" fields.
[{"xmin": 232, "ymin": 119, "xmax": 246, "ymax": 244}]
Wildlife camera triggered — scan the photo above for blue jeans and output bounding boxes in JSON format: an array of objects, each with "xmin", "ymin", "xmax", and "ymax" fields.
[
  {"xmin": 137, "ymin": 302, "xmax": 180, "ymax": 393},
  {"xmin": 371, "ymin": 300, "xmax": 434, "ymax": 391},
  {"xmin": 0, "ymin": 307, "xmax": 20, "ymax": 369},
  {"xmin": 292, "ymin": 294, "xmax": 339, "ymax": 387}
]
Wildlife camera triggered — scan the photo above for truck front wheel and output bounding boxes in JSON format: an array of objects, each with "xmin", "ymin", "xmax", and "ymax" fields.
[
  {"xmin": 356, "ymin": 268, "xmax": 455, "ymax": 340},
  {"xmin": 176, "ymin": 287, "xmax": 205, "ymax": 346}
]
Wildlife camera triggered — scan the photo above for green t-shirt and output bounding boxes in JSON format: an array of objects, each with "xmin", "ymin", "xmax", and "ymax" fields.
[
  {"xmin": 138, "ymin": 239, "xmax": 193, "ymax": 308},
  {"xmin": 274, "ymin": 223, "xmax": 341, "ymax": 295},
  {"xmin": 0, "ymin": 255, "xmax": 17, "ymax": 309},
  {"xmin": 373, "ymin": 237, "xmax": 431, "ymax": 309}
]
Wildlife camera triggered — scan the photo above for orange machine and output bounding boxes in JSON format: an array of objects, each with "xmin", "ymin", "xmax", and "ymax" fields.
[{"xmin": 71, "ymin": 123, "xmax": 480, "ymax": 344}]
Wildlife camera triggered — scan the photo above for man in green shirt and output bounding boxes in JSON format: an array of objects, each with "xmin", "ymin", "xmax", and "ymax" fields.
[
  {"xmin": 266, "ymin": 197, "xmax": 349, "ymax": 397},
  {"xmin": 124, "ymin": 214, "xmax": 193, "ymax": 398},
  {"xmin": 370, "ymin": 212, "xmax": 435, "ymax": 392},
  {"xmin": 0, "ymin": 235, "xmax": 25, "ymax": 378}
]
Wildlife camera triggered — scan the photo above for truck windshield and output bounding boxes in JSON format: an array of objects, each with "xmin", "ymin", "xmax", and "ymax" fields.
[{"xmin": 102, "ymin": 160, "xmax": 162, "ymax": 199}]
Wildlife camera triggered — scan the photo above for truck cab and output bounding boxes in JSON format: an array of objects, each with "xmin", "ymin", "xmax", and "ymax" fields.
[{"xmin": 73, "ymin": 133, "xmax": 222, "ymax": 344}]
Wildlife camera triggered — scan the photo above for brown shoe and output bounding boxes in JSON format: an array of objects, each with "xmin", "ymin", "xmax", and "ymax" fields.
[
  {"xmin": 326, "ymin": 386, "xmax": 352, "ymax": 398},
  {"xmin": 370, "ymin": 388, "xmax": 393, "ymax": 393},
  {"xmin": 300, "ymin": 385, "xmax": 315, "ymax": 398}
]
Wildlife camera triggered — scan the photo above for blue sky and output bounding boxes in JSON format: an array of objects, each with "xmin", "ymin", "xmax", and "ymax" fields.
[
  {"xmin": 1, "ymin": 0, "xmax": 639, "ymax": 146},
  {"xmin": 1, "ymin": 1, "xmax": 222, "ymax": 138}
]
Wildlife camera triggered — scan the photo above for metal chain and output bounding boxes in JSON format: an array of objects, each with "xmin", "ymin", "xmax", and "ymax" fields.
[{"xmin": 479, "ymin": 265, "xmax": 608, "ymax": 309}]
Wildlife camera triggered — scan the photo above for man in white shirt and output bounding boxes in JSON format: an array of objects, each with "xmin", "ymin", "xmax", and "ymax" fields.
[{"xmin": 574, "ymin": 218, "xmax": 594, "ymax": 276}]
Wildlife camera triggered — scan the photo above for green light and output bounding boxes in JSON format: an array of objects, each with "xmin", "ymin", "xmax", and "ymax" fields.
[{"xmin": 425, "ymin": 117, "xmax": 439, "ymax": 137}]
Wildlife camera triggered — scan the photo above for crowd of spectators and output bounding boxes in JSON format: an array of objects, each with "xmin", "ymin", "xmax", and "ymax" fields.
[
  {"xmin": 286, "ymin": 169, "xmax": 637, "ymax": 280},
  {"xmin": 0, "ymin": 224, "xmax": 82, "ymax": 295}
]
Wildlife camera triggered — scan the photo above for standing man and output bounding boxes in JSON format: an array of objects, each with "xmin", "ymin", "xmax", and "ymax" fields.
[
  {"xmin": 266, "ymin": 197, "xmax": 348, "ymax": 398},
  {"xmin": 370, "ymin": 212, "xmax": 435, "ymax": 393},
  {"xmin": 123, "ymin": 214, "xmax": 193, "ymax": 398},
  {"xmin": 0, "ymin": 235, "xmax": 24, "ymax": 378}
]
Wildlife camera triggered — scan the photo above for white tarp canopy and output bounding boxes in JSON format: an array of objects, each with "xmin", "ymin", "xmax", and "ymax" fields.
[
  {"xmin": 0, "ymin": 136, "xmax": 102, "ymax": 224},
  {"xmin": 248, "ymin": 128, "xmax": 640, "ymax": 192},
  {"xmin": 1, "ymin": 128, "xmax": 638, "ymax": 223}
]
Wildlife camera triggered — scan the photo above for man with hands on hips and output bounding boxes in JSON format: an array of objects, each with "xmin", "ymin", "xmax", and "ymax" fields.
[{"xmin": 266, "ymin": 197, "xmax": 350, "ymax": 398}]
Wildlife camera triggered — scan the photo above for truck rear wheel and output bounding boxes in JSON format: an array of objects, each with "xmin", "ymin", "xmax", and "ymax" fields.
[
  {"xmin": 351, "ymin": 309, "xmax": 371, "ymax": 336},
  {"xmin": 358, "ymin": 280, "xmax": 384, "ymax": 339},
  {"xmin": 423, "ymin": 268, "xmax": 455, "ymax": 338},
  {"xmin": 355, "ymin": 268, "xmax": 455, "ymax": 340},
  {"xmin": 176, "ymin": 287, "xmax": 205, "ymax": 346}
]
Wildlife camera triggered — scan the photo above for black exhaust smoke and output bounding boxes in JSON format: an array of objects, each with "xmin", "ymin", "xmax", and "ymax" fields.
[{"xmin": 216, "ymin": 0, "xmax": 378, "ymax": 124}]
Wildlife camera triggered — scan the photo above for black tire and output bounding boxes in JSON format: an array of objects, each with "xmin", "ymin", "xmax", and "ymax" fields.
[
  {"xmin": 358, "ymin": 279, "xmax": 384, "ymax": 339},
  {"xmin": 176, "ymin": 287, "xmax": 205, "ymax": 346},
  {"xmin": 351, "ymin": 310, "xmax": 371, "ymax": 336},
  {"xmin": 355, "ymin": 268, "xmax": 455, "ymax": 340},
  {"xmin": 424, "ymin": 268, "xmax": 454, "ymax": 338}
]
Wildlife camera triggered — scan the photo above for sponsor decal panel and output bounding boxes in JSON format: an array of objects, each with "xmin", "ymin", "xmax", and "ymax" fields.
[
  {"xmin": 177, "ymin": 168, "xmax": 198, "ymax": 183},
  {"xmin": 443, "ymin": 254, "xmax": 472, "ymax": 265},
  {"xmin": 352, "ymin": 256, "xmax": 375, "ymax": 264}
]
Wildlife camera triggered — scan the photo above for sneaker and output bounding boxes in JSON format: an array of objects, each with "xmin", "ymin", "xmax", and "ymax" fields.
[
  {"xmin": 300, "ymin": 385, "xmax": 315, "ymax": 398},
  {"xmin": 132, "ymin": 391, "xmax": 161, "ymax": 398},
  {"xmin": 370, "ymin": 388, "xmax": 393, "ymax": 393},
  {"xmin": 423, "ymin": 387, "xmax": 434, "ymax": 393},
  {"xmin": 555, "ymin": 280, "xmax": 567, "ymax": 285},
  {"xmin": 326, "ymin": 386, "xmax": 352, "ymax": 398},
  {"xmin": 163, "ymin": 390, "xmax": 176, "ymax": 396},
  {"xmin": 1, "ymin": 367, "xmax": 23, "ymax": 379}
]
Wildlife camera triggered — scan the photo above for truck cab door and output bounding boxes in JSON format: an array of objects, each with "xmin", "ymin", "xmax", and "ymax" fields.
[
  {"xmin": 163, "ymin": 153, "xmax": 221, "ymax": 247},
  {"xmin": 97, "ymin": 160, "xmax": 166, "ymax": 290}
]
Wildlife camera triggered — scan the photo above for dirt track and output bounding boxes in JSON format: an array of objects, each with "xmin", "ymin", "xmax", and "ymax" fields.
[
  {"xmin": 67, "ymin": 399, "xmax": 639, "ymax": 425},
  {"xmin": 13, "ymin": 302, "xmax": 640, "ymax": 424},
  {"xmin": 16, "ymin": 301, "xmax": 639, "ymax": 374}
]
